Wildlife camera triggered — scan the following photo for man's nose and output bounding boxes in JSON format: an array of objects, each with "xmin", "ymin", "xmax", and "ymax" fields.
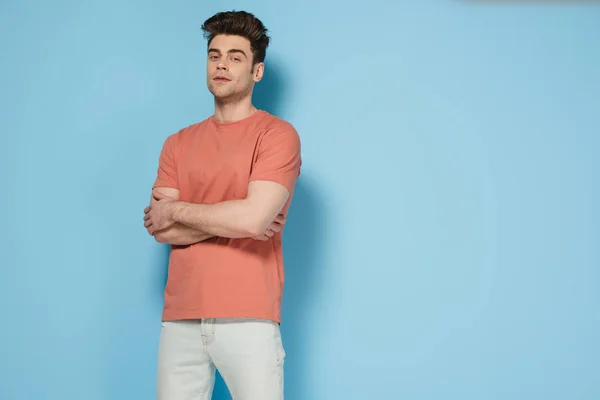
[{"xmin": 217, "ymin": 60, "xmax": 228, "ymax": 70}]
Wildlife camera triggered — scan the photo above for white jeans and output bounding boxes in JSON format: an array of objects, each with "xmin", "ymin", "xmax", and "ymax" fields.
[{"xmin": 157, "ymin": 318, "xmax": 286, "ymax": 400}]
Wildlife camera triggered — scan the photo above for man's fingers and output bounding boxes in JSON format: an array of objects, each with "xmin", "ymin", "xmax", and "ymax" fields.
[
  {"xmin": 144, "ymin": 206, "xmax": 150, "ymax": 214},
  {"xmin": 251, "ymin": 216, "xmax": 287, "ymax": 240},
  {"xmin": 269, "ymin": 223, "xmax": 282, "ymax": 233}
]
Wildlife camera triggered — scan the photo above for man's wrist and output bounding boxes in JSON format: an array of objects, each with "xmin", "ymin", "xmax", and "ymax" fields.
[
  {"xmin": 168, "ymin": 201, "xmax": 184, "ymax": 224},
  {"xmin": 169, "ymin": 201, "xmax": 206, "ymax": 230}
]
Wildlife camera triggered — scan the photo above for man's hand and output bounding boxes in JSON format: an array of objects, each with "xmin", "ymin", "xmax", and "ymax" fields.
[
  {"xmin": 252, "ymin": 214, "xmax": 285, "ymax": 241},
  {"xmin": 144, "ymin": 190, "xmax": 178, "ymax": 235}
]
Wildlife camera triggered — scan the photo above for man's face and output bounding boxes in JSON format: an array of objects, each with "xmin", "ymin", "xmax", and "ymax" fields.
[{"xmin": 206, "ymin": 34, "xmax": 263, "ymax": 102}]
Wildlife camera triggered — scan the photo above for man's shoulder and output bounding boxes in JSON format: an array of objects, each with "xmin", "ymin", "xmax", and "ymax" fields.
[
  {"xmin": 165, "ymin": 117, "xmax": 212, "ymax": 145},
  {"xmin": 254, "ymin": 111, "xmax": 299, "ymax": 145},
  {"xmin": 256, "ymin": 111, "xmax": 296, "ymax": 131}
]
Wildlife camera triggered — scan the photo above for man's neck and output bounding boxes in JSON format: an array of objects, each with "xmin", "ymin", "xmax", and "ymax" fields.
[{"xmin": 213, "ymin": 97, "xmax": 257, "ymax": 123}]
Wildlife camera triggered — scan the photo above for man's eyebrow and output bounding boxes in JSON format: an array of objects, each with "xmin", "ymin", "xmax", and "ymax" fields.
[
  {"xmin": 228, "ymin": 49, "xmax": 247, "ymax": 57},
  {"xmin": 208, "ymin": 48, "xmax": 247, "ymax": 57}
]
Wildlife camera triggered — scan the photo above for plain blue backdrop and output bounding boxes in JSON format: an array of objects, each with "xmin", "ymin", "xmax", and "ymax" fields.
[{"xmin": 1, "ymin": 1, "xmax": 599, "ymax": 399}]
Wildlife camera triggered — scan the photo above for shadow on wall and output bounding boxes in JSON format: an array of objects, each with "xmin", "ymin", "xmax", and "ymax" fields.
[
  {"xmin": 279, "ymin": 179, "xmax": 323, "ymax": 400},
  {"xmin": 154, "ymin": 59, "xmax": 324, "ymax": 400},
  {"xmin": 253, "ymin": 58, "xmax": 285, "ymax": 117}
]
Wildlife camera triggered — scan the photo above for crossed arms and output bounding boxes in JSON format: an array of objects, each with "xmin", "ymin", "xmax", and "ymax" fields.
[{"xmin": 143, "ymin": 180, "xmax": 289, "ymax": 245}]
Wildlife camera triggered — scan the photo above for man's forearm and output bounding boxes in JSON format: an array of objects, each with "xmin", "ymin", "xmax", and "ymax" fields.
[
  {"xmin": 154, "ymin": 222, "xmax": 214, "ymax": 245},
  {"xmin": 170, "ymin": 199, "xmax": 264, "ymax": 239}
]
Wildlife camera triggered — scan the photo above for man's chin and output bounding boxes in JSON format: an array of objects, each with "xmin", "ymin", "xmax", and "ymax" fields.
[{"xmin": 208, "ymin": 86, "xmax": 233, "ymax": 99}]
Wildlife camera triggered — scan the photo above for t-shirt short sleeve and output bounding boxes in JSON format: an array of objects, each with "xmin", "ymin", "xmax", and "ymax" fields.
[
  {"xmin": 153, "ymin": 134, "xmax": 179, "ymax": 190},
  {"xmin": 249, "ymin": 122, "xmax": 302, "ymax": 194}
]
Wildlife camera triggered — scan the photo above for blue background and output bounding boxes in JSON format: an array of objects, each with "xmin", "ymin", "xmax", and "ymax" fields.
[{"xmin": 1, "ymin": 1, "xmax": 599, "ymax": 399}]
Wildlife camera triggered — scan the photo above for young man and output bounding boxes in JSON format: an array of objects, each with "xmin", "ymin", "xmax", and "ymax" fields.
[{"xmin": 143, "ymin": 10, "xmax": 301, "ymax": 400}]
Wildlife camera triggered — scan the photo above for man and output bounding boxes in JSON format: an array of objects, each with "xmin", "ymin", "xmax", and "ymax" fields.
[{"xmin": 143, "ymin": 10, "xmax": 301, "ymax": 400}]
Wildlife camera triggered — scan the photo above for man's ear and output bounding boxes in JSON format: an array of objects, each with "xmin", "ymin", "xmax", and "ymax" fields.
[{"xmin": 253, "ymin": 62, "xmax": 264, "ymax": 83}]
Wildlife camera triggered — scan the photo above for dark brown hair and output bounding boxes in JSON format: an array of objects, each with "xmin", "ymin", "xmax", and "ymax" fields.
[{"xmin": 201, "ymin": 11, "xmax": 270, "ymax": 65}]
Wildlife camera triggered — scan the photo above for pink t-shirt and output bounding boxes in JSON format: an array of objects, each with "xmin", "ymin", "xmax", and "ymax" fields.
[{"xmin": 153, "ymin": 110, "xmax": 302, "ymax": 323}]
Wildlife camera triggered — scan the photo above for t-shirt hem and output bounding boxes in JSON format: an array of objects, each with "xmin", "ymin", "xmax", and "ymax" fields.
[{"xmin": 162, "ymin": 309, "xmax": 281, "ymax": 324}]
